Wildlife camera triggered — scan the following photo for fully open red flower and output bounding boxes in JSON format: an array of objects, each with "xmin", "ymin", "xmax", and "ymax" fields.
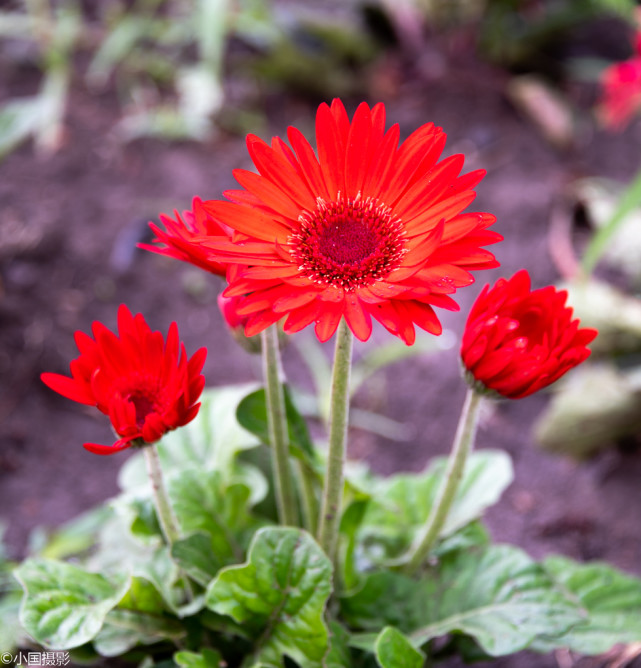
[
  {"xmin": 461, "ymin": 270, "xmax": 597, "ymax": 399},
  {"xmin": 41, "ymin": 305, "xmax": 207, "ymax": 455},
  {"xmin": 202, "ymin": 99, "xmax": 501, "ymax": 345},
  {"xmin": 140, "ymin": 197, "xmax": 231, "ymax": 276}
]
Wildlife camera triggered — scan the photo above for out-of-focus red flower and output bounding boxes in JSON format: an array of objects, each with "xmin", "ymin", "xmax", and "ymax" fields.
[
  {"xmin": 461, "ymin": 270, "xmax": 597, "ymax": 399},
  {"xmin": 202, "ymin": 99, "xmax": 501, "ymax": 345},
  {"xmin": 41, "ymin": 305, "xmax": 206, "ymax": 455},
  {"xmin": 598, "ymin": 57, "xmax": 641, "ymax": 130},
  {"xmin": 140, "ymin": 197, "xmax": 231, "ymax": 276},
  {"xmin": 597, "ymin": 18, "xmax": 641, "ymax": 130}
]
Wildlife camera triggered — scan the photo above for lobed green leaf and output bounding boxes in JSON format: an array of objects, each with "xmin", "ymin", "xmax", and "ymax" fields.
[
  {"xmin": 14, "ymin": 559, "xmax": 129, "ymax": 650},
  {"xmin": 532, "ymin": 556, "xmax": 641, "ymax": 654},
  {"xmin": 360, "ymin": 450, "xmax": 513, "ymax": 560},
  {"xmin": 205, "ymin": 527, "xmax": 332, "ymax": 667},
  {"xmin": 343, "ymin": 544, "xmax": 583, "ymax": 656}
]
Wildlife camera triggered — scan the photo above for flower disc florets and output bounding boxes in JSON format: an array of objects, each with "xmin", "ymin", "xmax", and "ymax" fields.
[{"xmin": 291, "ymin": 194, "xmax": 405, "ymax": 291}]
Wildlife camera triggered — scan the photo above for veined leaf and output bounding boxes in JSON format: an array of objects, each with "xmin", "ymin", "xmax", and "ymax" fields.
[
  {"xmin": 532, "ymin": 556, "xmax": 641, "ymax": 654},
  {"xmin": 343, "ymin": 544, "xmax": 583, "ymax": 656},
  {"xmin": 169, "ymin": 468, "xmax": 262, "ymax": 564},
  {"xmin": 205, "ymin": 527, "xmax": 332, "ymax": 666},
  {"xmin": 14, "ymin": 559, "xmax": 129, "ymax": 650},
  {"xmin": 360, "ymin": 450, "xmax": 513, "ymax": 560}
]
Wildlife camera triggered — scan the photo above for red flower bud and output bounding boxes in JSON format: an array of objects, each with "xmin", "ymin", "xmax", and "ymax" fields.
[
  {"xmin": 461, "ymin": 270, "xmax": 597, "ymax": 399},
  {"xmin": 41, "ymin": 305, "xmax": 206, "ymax": 454}
]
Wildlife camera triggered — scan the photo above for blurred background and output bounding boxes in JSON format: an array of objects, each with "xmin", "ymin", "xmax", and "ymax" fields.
[{"xmin": 2, "ymin": 3, "xmax": 641, "ymax": 661}]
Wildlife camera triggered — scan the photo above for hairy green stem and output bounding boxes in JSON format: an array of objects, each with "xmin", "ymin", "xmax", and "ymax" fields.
[
  {"xmin": 317, "ymin": 318, "xmax": 353, "ymax": 559},
  {"xmin": 143, "ymin": 444, "xmax": 181, "ymax": 546},
  {"xmin": 261, "ymin": 325, "xmax": 297, "ymax": 526},
  {"xmin": 405, "ymin": 388, "xmax": 482, "ymax": 574}
]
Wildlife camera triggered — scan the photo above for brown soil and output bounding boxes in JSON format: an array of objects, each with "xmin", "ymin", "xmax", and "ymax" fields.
[{"xmin": 1, "ymin": 33, "xmax": 641, "ymax": 668}]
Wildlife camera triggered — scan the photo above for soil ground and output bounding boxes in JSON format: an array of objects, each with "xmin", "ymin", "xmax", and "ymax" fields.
[{"xmin": 1, "ymin": 24, "xmax": 641, "ymax": 668}]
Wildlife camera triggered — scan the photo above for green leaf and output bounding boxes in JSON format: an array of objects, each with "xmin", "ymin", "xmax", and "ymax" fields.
[
  {"xmin": 129, "ymin": 545, "xmax": 183, "ymax": 615},
  {"xmin": 0, "ymin": 97, "xmax": 43, "ymax": 160},
  {"xmin": 118, "ymin": 575, "xmax": 167, "ymax": 614},
  {"xmin": 169, "ymin": 468, "xmax": 259, "ymax": 565},
  {"xmin": 432, "ymin": 520, "xmax": 490, "ymax": 557},
  {"xmin": 205, "ymin": 527, "xmax": 333, "ymax": 666},
  {"xmin": 326, "ymin": 621, "xmax": 353, "ymax": 668},
  {"xmin": 375, "ymin": 627, "xmax": 425, "ymax": 668},
  {"xmin": 531, "ymin": 556, "xmax": 641, "ymax": 654},
  {"xmin": 171, "ymin": 532, "xmax": 222, "ymax": 586},
  {"xmin": 87, "ymin": 16, "xmax": 148, "ymax": 86},
  {"xmin": 338, "ymin": 499, "xmax": 369, "ymax": 594},
  {"xmin": 94, "ymin": 608, "xmax": 184, "ymax": 657},
  {"xmin": 343, "ymin": 544, "xmax": 583, "ymax": 656},
  {"xmin": 88, "ymin": 515, "xmax": 187, "ymax": 617},
  {"xmin": 174, "ymin": 648, "xmax": 223, "ymax": 668},
  {"xmin": 0, "ymin": 559, "xmax": 22, "ymax": 653},
  {"xmin": 360, "ymin": 450, "xmax": 513, "ymax": 560},
  {"xmin": 236, "ymin": 385, "xmax": 315, "ymax": 462},
  {"xmin": 37, "ymin": 506, "xmax": 113, "ymax": 560},
  {"xmin": 93, "ymin": 572, "xmax": 185, "ymax": 656},
  {"xmin": 578, "ymin": 171, "xmax": 641, "ymax": 276},
  {"xmin": 14, "ymin": 559, "xmax": 129, "ymax": 649}
]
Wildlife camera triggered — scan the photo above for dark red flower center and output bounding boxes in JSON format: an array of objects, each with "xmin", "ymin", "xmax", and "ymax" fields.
[
  {"xmin": 113, "ymin": 373, "xmax": 164, "ymax": 429},
  {"xmin": 127, "ymin": 392, "xmax": 157, "ymax": 427},
  {"xmin": 291, "ymin": 195, "xmax": 405, "ymax": 290}
]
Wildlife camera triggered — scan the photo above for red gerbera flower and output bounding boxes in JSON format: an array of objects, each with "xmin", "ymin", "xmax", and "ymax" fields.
[
  {"xmin": 597, "ymin": 18, "xmax": 641, "ymax": 130},
  {"xmin": 140, "ymin": 196, "xmax": 231, "ymax": 277},
  {"xmin": 202, "ymin": 99, "xmax": 502, "ymax": 345},
  {"xmin": 460, "ymin": 270, "xmax": 597, "ymax": 399},
  {"xmin": 598, "ymin": 57, "xmax": 641, "ymax": 130},
  {"xmin": 41, "ymin": 305, "xmax": 207, "ymax": 455}
]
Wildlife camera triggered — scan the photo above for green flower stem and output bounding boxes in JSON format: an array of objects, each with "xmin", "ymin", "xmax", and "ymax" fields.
[
  {"xmin": 405, "ymin": 388, "xmax": 483, "ymax": 575},
  {"xmin": 317, "ymin": 318, "xmax": 353, "ymax": 559},
  {"xmin": 261, "ymin": 325, "xmax": 297, "ymax": 526},
  {"xmin": 143, "ymin": 444, "xmax": 181, "ymax": 546}
]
